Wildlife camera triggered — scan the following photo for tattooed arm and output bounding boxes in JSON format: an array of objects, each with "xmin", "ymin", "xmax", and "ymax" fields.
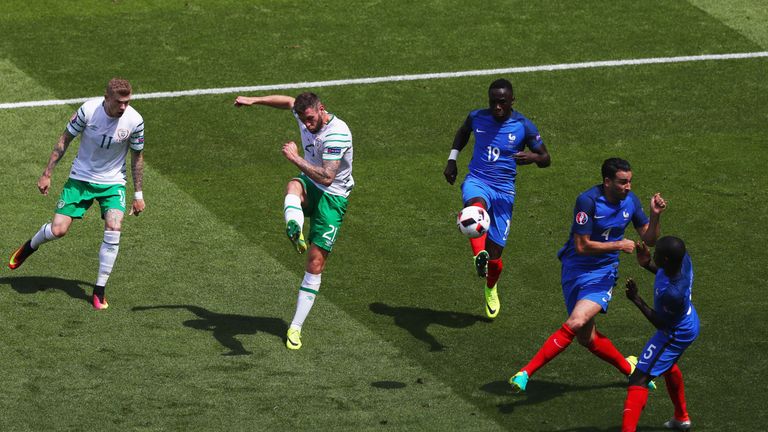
[
  {"xmin": 129, "ymin": 148, "xmax": 145, "ymax": 216},
  {"xmin": 38, "ymin": 130, "xmax": 76, "ymax": 195},
  {"xmin": 281, "ymin": 141, "xmax": 339, "ymax": 186}
]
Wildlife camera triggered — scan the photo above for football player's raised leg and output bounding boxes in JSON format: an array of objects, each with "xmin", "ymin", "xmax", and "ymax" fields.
[
  {"xmin": 93, "ymin": 209, "xmax": 123, "ymax": 310},
  {"xmin": 464, "ymin": 198, "xmax": 489, "ymax": 277},
  {"xmin": 9, "ymin": 213, "xmax": 71, "ymax": 270},
  {"xmin": 287, "ymin": 245, "xmax": 327, "ymax": 349},
  {"xmin": 284, "ymin": 180, "xmax": 307, "ymax": 254}
]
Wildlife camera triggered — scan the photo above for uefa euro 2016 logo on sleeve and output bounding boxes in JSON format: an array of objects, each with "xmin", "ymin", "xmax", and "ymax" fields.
[{"xmin": 575, "ymin": 211, "xmax": 588, "ymax": 225}]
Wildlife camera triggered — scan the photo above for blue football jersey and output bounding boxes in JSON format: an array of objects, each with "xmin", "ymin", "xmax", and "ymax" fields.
[
  {"xmin": 558, "ymin": 185, "xmax": 649, "ymax": 269},
  {"xmin": 654, "ymin": 253, "xmax": 699, "ymax": 333},
  {"xmin": 465, "ymin": 109, "xmax": 543, "ymax": 194}
]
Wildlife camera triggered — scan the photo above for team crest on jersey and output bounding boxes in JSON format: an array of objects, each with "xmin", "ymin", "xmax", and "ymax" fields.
[
  {"xmin": 575, "ymin": 211, "xmax": 589, "ymax": 225},
  {"xmin": 508, "ymin": 133, "xmax": 517, "ymax": 144},
  {"xmin": 56, "ymin": 199, "xmax": 65, "ymax": 209},
  {"xmin": 623, "ymin": 210, "xmax": 630, "ymax": 219},
  {"xmin": 116, "ymin": 128, "xmax": 130, "ymax": 142}
]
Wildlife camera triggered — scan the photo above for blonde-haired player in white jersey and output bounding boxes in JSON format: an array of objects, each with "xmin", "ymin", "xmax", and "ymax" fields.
[
  {"xmin": 234, "ymin": 92, "xmax": 354, "ymax": 350},
  {"xmin": 9, "ymin": 78, "xmax": 145, "ymax": 310}
]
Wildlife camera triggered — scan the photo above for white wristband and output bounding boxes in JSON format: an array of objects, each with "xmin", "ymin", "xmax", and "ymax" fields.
[
  {"xmin": 448, "ymin": 149, "xmax": 460, "ymax": 161},
  {"xmin": 134, "ymin": 191, "xmax": 144, "ymax": 200}
]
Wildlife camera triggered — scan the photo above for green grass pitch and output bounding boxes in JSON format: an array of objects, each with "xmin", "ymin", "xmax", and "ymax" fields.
[{"xmin": 1, "ymin": 1, "xmax": 766, "ymax": 430}]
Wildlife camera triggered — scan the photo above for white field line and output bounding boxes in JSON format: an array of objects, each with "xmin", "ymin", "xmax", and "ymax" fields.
[{"xmin": 2, "ymin": 51, "xmax": 766, "ymax": 110}]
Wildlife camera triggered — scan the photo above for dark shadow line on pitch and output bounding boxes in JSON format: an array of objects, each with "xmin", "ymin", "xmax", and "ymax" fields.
[
  {"xmin": 131, "ymin": 304, "xmax": 287, "ymax": 356},
  {"xmin": 481, "ymin": 379, "xmax": 628, "ymax": 415},
  {"xmin": 0, "ymin": 276, "xmax": 93, "ymax": 303},
  {"xmin": 369, "ymin": 302, "xmax": 491, "ymax": 352}
]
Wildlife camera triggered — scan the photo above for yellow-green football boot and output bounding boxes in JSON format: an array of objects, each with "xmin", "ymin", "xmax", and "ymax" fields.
[
  {"xmin": 286, "ymin": 327, "xmax": 302, "ymax": 350},
  {"xmin": 484, "ymin": 283, "xmax": 500, "ymax": 319},
  {"xmin": 286, "ymin": 220, "xmax": 307, "ymax": 254}
]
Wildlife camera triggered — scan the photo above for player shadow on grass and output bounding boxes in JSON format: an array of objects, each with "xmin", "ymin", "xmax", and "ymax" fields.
[
  {"xmin": 369, "ymin": 302, "xmax": 491, "ymax": 352},
  {"xmin": 132, "ymin": 305, "xmax": 287, "ymax": 356},
  {"xmin": 482, "ymin": 379, "xmax": 628, "ymax": 415},
  {"xmin": 0, "ymin": 276, "xmax": 93, "ymax": 303}
]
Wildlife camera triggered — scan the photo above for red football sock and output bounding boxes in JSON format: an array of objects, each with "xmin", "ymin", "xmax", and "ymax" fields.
[
  {"xmin": 664, "ymin": 364, "xmax": 689, "ymax": 421},
  {"xmin": 587, "ymin": 330, "xmax": 632, "ymax": 375},
  {"xmin": 468, "ymin": 202, "xmax": 487, "ymax": 256},
  {"xmin": 521, "ymin": 323, "xmax": 575, "ymax": 376},
  {"xmin": 487, "ymin": 258, "xmax": 503, "ymax": 288},
  {"xmin": 622, "ymin": 385, "xmax": 649, "ymax": 432}
]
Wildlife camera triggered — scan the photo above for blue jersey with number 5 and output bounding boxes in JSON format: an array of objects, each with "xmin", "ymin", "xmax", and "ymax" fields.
[
  {"xmin": 466, "ymin": 109, "xmax": 543, "ymax": 194},
  {"xmin": 558, "ymin": 185, "xmax": 649, "ymax": 270}
]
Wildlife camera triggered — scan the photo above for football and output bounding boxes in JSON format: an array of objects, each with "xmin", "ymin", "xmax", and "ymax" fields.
[{"xmin": 456, "ymin": 205, "xmax": 490, "ymax": 238}]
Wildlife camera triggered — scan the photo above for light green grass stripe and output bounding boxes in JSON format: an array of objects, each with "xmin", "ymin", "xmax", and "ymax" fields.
[{"xmin": 689, "ymin": 0, "xmax": 768, "ymax": 48}]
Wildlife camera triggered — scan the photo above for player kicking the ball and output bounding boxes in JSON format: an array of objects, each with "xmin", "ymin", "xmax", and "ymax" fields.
[
  {"xmin": 8, "ymin": 78, "xmax": 145, "ymax": 310},
  {"xmin": 443, "ymin": 78, "xmax": 550, "ymax": 319},
  {"xmin": 234, "ymin": 92, "xmax": 353, "ymax": 350}
]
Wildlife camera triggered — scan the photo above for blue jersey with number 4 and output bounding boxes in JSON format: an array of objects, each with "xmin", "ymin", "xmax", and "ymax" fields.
[
  {"xmin": 466, "ymin": 109, "xmax": 543, "ymax": 194},
  {"xmin": 558, "ymin": 185, "xmax": 649, "ymax": 270}
]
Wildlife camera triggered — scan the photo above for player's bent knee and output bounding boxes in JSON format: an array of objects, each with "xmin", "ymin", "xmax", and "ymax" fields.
[
  {"xmin": 51, "ymin": 224, "xmax": 69, "ymax": 238},
  {"xmin": 565, "ymin": 317, "xmax": 586, "ymax": 332},
  {"xmin": 286, "ymin": 180, "xmax": 305, "ymax": 197}
]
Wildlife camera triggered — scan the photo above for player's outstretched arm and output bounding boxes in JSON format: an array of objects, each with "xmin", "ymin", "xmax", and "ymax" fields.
[
  {"xmin": 38, "ymin": 130, "xmax": 76, "ymax": 195},
  {"xmin": 234, "ymin": 95, "xmax": 295, "ymax": 109},
  {"xmin": 625, "ymin": 278, "xmax": 666, "ymax": 330},
  {"xmin": 444, "ymin": 116, "xmax": 472, "ymax": 185},
  {"xmin": 129, "ymin": 149, "xmax": 145, "ymax": 216}
]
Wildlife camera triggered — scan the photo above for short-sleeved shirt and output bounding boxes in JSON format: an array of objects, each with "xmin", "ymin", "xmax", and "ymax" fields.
[
  {"xmin": 558, "ymin": 185, "xmax": 649, "ymax": 271},
  {"xmin": 66, "ymin": 98, "xmax": 144, "ymax": 185},
  {"xmin": 654, "ymin": 253, "xmax": 699, "ymax": 334},
  {"xmin": 294, "ymin": 112, "xmax": 354, "ymax": 198},
  {"xmin": 465, "ymin": 109, "xmax": 543, "ymax": 195}
]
